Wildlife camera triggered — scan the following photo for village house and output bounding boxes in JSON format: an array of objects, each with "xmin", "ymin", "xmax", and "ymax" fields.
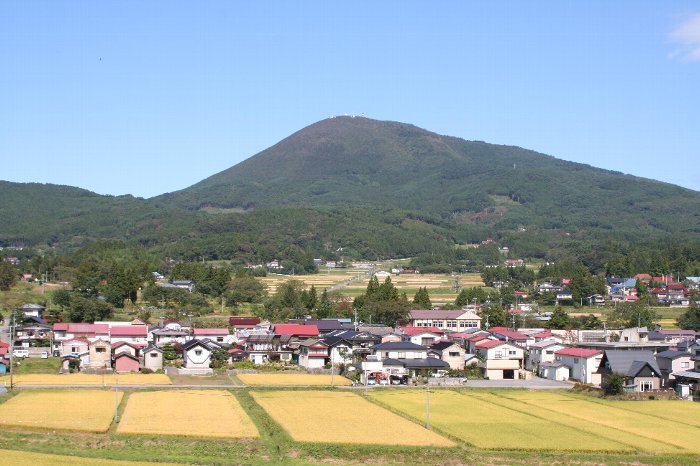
[
  {"xmin": 474, "ymin": 339, "xmax": 524, "ymax": 380},
  {"xmin": 193, "ymin": 328, "xmax": 235, "ymax": 345},
  {"xmin": 114, "ymin": 352, "xmax": 140, "ymax": 373},
  {"xmin": 655, "ymin": 350, "xmax": 693, "ymax": 388},
  {"xmin": 322, "ymin": 330, "xmax": 380, "ymax": 365},
  {"xmin": 489, "ymin": 327, "xmax": 534, "ymax": 348},
  {"xmin": 21, "ymin": 303, "xmax": 45, "ymax": 319},
  {"xmin": 599, "ymin": 350, "xmax": 662, "ymax": 392},
  {"xmin": 180, "ymin": 339, "xmax": 214, "ymax": 374},
  {"xmin": 86, "ymin": 339, "xmax": 112, "ymax": 370},
  {"xmin": 297, "ymin": 339, "xmax": 329, "ymax": 369},
  {"xmin": 364, "ymin": 341, "xmax": 450, "ymax": 380},
  {"xmin": 272, "ymin": 324, "xmax": 320, "ymax": 339},
  {"xmin": 150, "ymin": 326, "xmax": 191, "ymax": 346},
  {"xmin": 142, "ymin": 345, "xmax": 164, "ymax": 372},
  {"xmin": 60, "ymin": 339, "xmax": 90, "ymax": 372},
  {"xmin": 526, "ymin": 340, "xmax": 565, "ymax": 372},
  {"xmin": 399, "ymin": 326, "xmax": 444, "ymax": 347},
  {"xmin": 407, "ymin": 309, "xmax": 482, "ymax": 331},
  {"xmin": 550, "ymin": 347, "xmax": 603, "ymax": 385},
  {"xmin": 112, "ymin": 341, "xmax": 143, "ymax": 358},
  {"xmin": 110, "ymin": 325, "xmax": 148, "ymax": 345},
  {"xmin": 428, "ymin": 340, "xmax": 466, "ymax": 370}
]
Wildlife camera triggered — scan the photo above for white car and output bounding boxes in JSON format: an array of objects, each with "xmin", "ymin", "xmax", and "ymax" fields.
[{"xmin": 12, "ymin": 349, "xmax": 29, "ymax": 358}]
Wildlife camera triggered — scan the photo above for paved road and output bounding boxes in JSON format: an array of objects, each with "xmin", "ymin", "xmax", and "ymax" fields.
[{"xmin": 459, "ymin": 377, "xmax": 573, "ymax": 389}]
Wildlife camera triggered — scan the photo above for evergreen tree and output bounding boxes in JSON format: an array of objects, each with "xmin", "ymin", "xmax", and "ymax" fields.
[
  {"xmin": 549, "ymin": 306, "xmax": 571, "ymax": 329},
  {"xmin": 412, "ymin": 287, "xmax": 432, "ymax": 309},
  {"xmin": 0, "ymin": 261, "xmax": 18, "ymax": 291},
  {"xmin": 316, "ymin": 289, "xmax": 335, "ymax": 319},
  {"xmin": 677, "ymin": 298, "xmax": 700, "ymax": 331}
]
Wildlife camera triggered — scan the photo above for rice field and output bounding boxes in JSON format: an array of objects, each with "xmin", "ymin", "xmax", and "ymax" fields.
[
  {"xmin": 0, "ymin": 449, "xmax": 176, "ymax": 466},
  {"xmin": 370, "ymin": 390, "xmax": 627, "ymax": 452},
  {"xmin": 340, "ymin": 272, "xmax": 483, "ymax": 303},
  {"xmin": 236, "ymin": 373, "xmax": 352, "ymax": 386},
  {"xmin": 0, "ymin": 390, "xmax": 121, "ymax": 433},
  {"xmin": 497, "ymin": 391, "xmax": 700, "ymax": 453},
  {"xmin": 259, "ymin": 269, "xmax": 368, "ymax": 293},
  {"xmin": 0, "ymin": 373, "xmax": 172, "ymax": 386},
  {"xmin": 251, "ymin": 390, "xmax": 454, "ymax": 446},
  {"xmin": 371, "ymin": 389, "xmax": 700, "ymax": 454},
  {"xmin": 117, "ymin": 390, "xmax": 258, "ymax": 438}
]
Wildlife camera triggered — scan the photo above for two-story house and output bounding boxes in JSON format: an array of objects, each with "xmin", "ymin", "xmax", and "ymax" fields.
[{"xmin": 474, "ymin": 340, "xmax": 524, "ymax": 380}]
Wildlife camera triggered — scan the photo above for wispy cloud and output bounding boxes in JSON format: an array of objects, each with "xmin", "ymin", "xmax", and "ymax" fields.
[{"xmin": 669, "ymin": 13, "xmax": 700, "ymax": 62}]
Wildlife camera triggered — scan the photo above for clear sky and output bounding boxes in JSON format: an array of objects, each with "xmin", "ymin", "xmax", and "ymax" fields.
[{"xmin": 1, "ymin": 2, "xmax": 699, "ymax": 198}]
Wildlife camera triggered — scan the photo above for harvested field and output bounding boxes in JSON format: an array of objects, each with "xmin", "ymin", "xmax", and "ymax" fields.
[
  {"xmin": 0, "ymin": 373, "xmax": 172, "ymax": 386},
  {"xmin": 237, "ymin": 373, "xmax": 352, "ymax": 386},
  {"xmin": 0, "ymin": 390, "xmax": 121, "ymax": 433},
  {"xmin": 117, "ymin": 390, "xmax": 258, "ymax": 438},
  {"xmin": 251, "ymin": 390, "xmax": 453, "ymax": 446}
]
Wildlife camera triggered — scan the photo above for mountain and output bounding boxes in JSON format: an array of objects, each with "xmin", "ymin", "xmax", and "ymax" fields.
[
  {"xmin": 158, "ymin": 116, "xmax": 700, "ymax": 237},
  {"xmin": 2, "ymin": 117, "xmax": 700, "ymax": 265}
]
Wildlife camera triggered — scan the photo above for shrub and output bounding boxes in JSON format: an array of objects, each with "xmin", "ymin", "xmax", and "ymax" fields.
[{"xmin": 605, "ymin": 373, "xmax": 625, "ymax": 396}]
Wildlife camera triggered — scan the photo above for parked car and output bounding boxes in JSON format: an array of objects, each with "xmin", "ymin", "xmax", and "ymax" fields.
[
  {"xmin": 13, "ymin": 349, "xmax": 29, "ymax": 358},
  {"xmin": 40, "ymin": 351, "xmax": 49, "ymax": 359}
]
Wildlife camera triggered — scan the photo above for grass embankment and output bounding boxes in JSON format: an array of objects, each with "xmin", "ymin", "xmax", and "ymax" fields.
[{"xmin": 11, "ymin": 357, "xmax": 61, "ymax": 374}]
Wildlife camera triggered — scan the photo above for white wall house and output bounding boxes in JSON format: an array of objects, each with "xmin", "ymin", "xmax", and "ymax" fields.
[
  {"xmin": 526, "ymin": 340, "xmax": 565, "ymax": 372},
  {"xmin": 181, "ymin": 340, "xmax": 213, "ymax": 374},
  {"xmin": 552, "ymin": 347, "xmax": 603, "ymax": 385},
  {"xmin": 474, "ymin": 340, "xmax": 524, "ymax": 380}
]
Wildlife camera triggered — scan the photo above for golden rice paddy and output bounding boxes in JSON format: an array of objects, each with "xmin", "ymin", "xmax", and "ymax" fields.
[
  {"xmin": 0, "ymin": 390, "xmax": 121, "ymax": 433},
  {"xmin": 371, "ymin": 390, "xmax": 627, "ymax": 452},
  {"xmin": 117, "ymin": 390, "xmax": 258, "ymax": 438},
  {"xmin": 0, "ymin": 373, "xmax": 172, "ymax": 386},
  {"xmin": 0, "ymin": 449, "xmax": 177, "ymax": 466},
  {"xmin": 237, "ymin": 373, "xmax": 352, "ymax": 386},
  {"xmin": 371, "ymin": 389, "xmax": 700, "ymax": 454},
  {"xmin": 251, "ymin": 390, "xmax": 454, "ymax": 446}
]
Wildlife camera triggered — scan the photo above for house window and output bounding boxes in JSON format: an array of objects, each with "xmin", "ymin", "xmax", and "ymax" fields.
[
  {"xmin": 508, "ymin": 350, "xmax": 517, "ymax": 356},
  {"xmin": 449, "ymin": 352, "xmax": 460, "ymax": 357},
  {"xmin": 421, "ymin": 338, "xmax": 433, "ymax": 346},
  {"xmin": 639, "ymin": 381, "xmax": 653, "ymax": 392},
  {"xmin": 546, "ymin": 351, "xmax": 553, "ymax": 355},
  {"xmin": 682, "ymin": 362, "xmax": 690, "ymax": 369},
  {"xmin": 495, "ymin": 351, "xmax": 503, "ymax": 359},
  {"xmin": 574, "ymin": 358, "xmax": 579, "ymax": 363},
  {"xmin": 447, "ymin": 321, "xmax": 458, "ymax": 328},
  {"xmin": 397, "ymin": 352, "xmax": 406, "ymax": 358},
  {"xmin": 217, "ymin": 337, "xmax": 224, "ymax": 342},
  {"xmin": 96, "ymin": 347, "xmax": 106, "ymax": 353},
  {"xmin": 71, "ymin": 346, "xmax": 78, "ymax": 353},
  {"xmin": 150, "ymin": 353, "xmax": 158, "ymax": 358},
  {"xmin": 195, "ymin": 350, "xmax": 202, "ymax": 356}
]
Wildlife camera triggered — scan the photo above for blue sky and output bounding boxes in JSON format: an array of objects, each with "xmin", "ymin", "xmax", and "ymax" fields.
[{"xmin": 1, "ymin": 2, "xmax": 699, "ymax": 198}]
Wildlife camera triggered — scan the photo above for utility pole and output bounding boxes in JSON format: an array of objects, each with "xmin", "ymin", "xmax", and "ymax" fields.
[
  {"xmin": 9, "ymin": 310, "xmax": 15, "ymax": 390},
  {"xmin": 114, "ymin": 377, "xmax": 120, "ymax": 423},
  {"xmin": 426, "ymin": 383, "xmax": 431, "ymax": 430}
]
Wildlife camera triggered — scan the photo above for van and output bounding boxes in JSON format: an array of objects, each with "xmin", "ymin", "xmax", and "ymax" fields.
[
  {"xmin": 40, "ymin": 351, "xmax": 49, "ymax": 359},
  {"xmin": 12, "ymin": 349, "xmax": 29, "ymax": 358}
]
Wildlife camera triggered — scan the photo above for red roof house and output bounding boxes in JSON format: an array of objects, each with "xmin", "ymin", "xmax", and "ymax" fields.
[
  {"xmin": 555, "ymin": 347, "xmax": 601, "ymax": 358},
  {"xmin": 272, "ymin": 324, "xmax": 319, "ymax": 338}
]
